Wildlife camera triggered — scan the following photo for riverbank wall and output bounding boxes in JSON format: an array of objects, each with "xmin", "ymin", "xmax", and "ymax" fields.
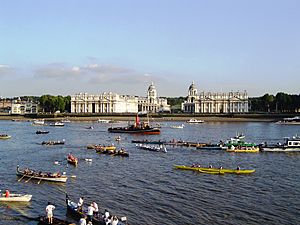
[{"xmin": 1, "ymin": 112, "xmax": 299, "ymax": 122}]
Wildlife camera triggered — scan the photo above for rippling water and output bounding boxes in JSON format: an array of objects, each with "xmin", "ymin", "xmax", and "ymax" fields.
[{"xmin": 0, "ymin": 120, "xmax": 300, "ymax": 225}]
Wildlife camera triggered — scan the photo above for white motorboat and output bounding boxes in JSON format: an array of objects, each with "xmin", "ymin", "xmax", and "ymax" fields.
[
  {"xmin": 276, "ymin": 116, "xmax": 300, "ymax": 125},
  {"xmin": 0, "ymin": 193, "xmax": 32, "ymax": 202},
  {"xmin": 186, "ymin": 118, "xmax": 204, "ymax": 124},
  {"xmin": 98, "ymin": 119, "xmax": 111, "ymax": 123},
  {"xmin": 32, "ymin": 119, "xmax": 45, "ymax": 125},
  {"xmin": 50, "ymin": 122, "xmax": 65, "ymax": 126},
  {"xmin": 170, "ymin": 124, "xmax": 184, "ymax": 129},
  {"xmin": 261, "ymin": 135, "xmax": 300, "ymax": 152}
]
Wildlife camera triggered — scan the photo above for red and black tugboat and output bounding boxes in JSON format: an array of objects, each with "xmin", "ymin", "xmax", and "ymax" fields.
[{"xmin": 108, "ymin": 114, "xmax": 160, "ymax": 135}]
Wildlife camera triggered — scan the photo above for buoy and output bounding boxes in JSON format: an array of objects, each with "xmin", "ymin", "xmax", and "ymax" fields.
[{"xmin": 54, "ymin": 161, "xmax": 59, "ymax": 165}]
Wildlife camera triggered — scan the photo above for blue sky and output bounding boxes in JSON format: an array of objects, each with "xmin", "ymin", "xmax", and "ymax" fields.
[{"xmin": 0, "ymin": 0, "xmax": 299, "ymax": 97}]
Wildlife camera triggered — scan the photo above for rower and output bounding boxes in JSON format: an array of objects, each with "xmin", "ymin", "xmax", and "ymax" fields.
[
  {"xmin": 236, "ymin": 166, "xmax": 240, "ymax": 170},
  {"xmin": 5, "ymin": 190, "xmax": 10, "ymax": 198},
  {"xmin": 77, "ymin": 197, "xmax": 84, "ymax": 212}
]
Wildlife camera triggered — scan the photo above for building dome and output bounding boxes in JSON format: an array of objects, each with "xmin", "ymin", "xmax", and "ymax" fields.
[
  {"xmin": 148, "ymin": 82, "xmax": 156, "ymax": 91},
  {"xmin": 189, "ymin": 81, "xmax": 196, "ymax": 91}
]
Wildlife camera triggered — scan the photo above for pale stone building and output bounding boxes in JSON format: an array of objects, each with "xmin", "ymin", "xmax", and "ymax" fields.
[
  {"xmin": 71, "ymin": 83, "xmax": 170, "ymax": 114},
  {"xmin": 11, "ymin": 98, "xmax": 38, "ymax": 114},
  {"xmin": 182, "ymin": 82, "xmax": 249, "ymax": 113}
]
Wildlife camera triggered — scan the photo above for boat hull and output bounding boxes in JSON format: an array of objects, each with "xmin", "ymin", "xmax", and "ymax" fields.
[
  {"xmin": 262, "ymin": 147, "xmax": 300, "ymax": 152},
  {"xmin": 16, "ymin": 167, "xmax": 67, "ymax": 183},
  {"xmin": 0, "ymin": 194, "xmax": 32, "ymax": 202},
  {"xmin": 108, "ymin": 127, "xmax": 160, "ymax": 135},
  {"xmin": 174, "ymin": 165, "xmax": 255, "ymax": 174},
  {"xmin": 226, "ymin": 148, "xmax": 260, "ymax": 153}
]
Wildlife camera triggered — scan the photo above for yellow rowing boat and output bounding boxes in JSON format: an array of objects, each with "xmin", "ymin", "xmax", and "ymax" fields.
[{"xmin": 174, "ymin": 165, "xmax": 255, "ymax": 174}]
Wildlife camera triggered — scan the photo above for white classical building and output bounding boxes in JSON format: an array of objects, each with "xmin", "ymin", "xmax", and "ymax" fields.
[
  {"xmin": 11, "ymin": 98, "xmax": 38, "ymax": 114},
  {"xmin": 182, "ymin": 82, "xmax": 249, "ymax": 113},
  {"xmin": 71, "ymin": 83, "xmax": 170, "ymax": 114}
]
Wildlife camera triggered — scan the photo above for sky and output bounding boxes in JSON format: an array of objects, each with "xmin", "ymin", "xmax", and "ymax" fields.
[{"xmin": 0, "ymin": 0, "xmax": 300, "ymax": 98}]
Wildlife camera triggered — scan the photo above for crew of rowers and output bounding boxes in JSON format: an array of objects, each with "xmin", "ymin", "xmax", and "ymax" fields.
[
  {"xmin": 191, "ymin": 164, "xmax": 241, "ymax": 170},
  {"xmin": 77, "ymin": 197, "xmax": 120, "ymax": 225},
  {"xmin": 22, "ymin": 168, "xmax": 62, "ymax": 178}
]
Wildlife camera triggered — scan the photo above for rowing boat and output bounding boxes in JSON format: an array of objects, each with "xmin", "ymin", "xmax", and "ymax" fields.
[
  {"xmin": 16, "ymin": 165, "xmax": 68, "ymax": 183},
  {"xmin": 0, "ymin": 134, "xmax": 11, "ymax": 140},
  {"xmin": 174, "ymin": 165, "xmax": 255, "ymax": 174},
  {"xmin": 67, "ymin": 154, "xmax": 78, "ymax": 166},
  {"xmin": 226, "ymin": 147, "xmax": 260, "ymax": 153},
  {"xmin": 0, "ymin": 193, "xmax": 32, "ymax": 202}
]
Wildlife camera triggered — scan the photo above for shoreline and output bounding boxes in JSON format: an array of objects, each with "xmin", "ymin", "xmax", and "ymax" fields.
[{"xmin": 0, "ymin": 114, "xmax": 286, "ymax": 122}]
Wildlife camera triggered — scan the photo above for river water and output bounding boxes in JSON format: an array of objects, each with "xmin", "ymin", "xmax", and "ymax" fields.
[{"xmin": 0, "ymin": 120, "xmax": 299, "ymax": 225}]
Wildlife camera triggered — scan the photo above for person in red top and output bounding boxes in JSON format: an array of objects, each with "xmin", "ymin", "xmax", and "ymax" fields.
[{"xmin": 5, "ymin": 190, "xmax": 10, "ymax": 198}]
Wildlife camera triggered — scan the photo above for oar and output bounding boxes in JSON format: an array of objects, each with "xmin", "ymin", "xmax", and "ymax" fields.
[
  {"xmin": 25, "ymin": 175, "xmax": 35, "ymax": 183},
  {"xmin": 18, "ymin": 174, "xmax": 27, "ymax": 182},
  {"xmin": 37, "ymin": 179, "xmax": 42, "ymax": 184}
]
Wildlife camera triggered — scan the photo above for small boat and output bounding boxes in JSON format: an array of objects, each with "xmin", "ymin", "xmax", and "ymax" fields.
[
  {"xmin": 112, "ymin": 149, "xmax": 129, "ymax": 157},
  {"xmin": 85, "ymin": 158, "xmax": 92, "ymax": 162},
  {"xmin": 32, "ymin": 119, "xmax": 45, "ymax": 125},
  {"xmin": 174, "ymin": 165, "xmax": 255, "ymax": 174},
  {"xmin": 196, "ymin": 144, "xmax": 227, "ymax": 150},
  {"xmin": 261, "ymin": 135, "xmax": 300, "ymax": 152},
  {"xmin": 97, "ymin": 119, "xmax": 111, "ymax": 123},
  {"xmin": 67, "ymin": 154, "xmax": 78, "ymax": 166},
  {"xmin": 170, "ymin": 124, "xmax": 184, "ymax": 129},
  {"xmin": 226, "ymin": 146, "xmax": 260, "ymax": 153},
  {"xmin": 108, "ymin": 114, "xmax": 160, "ymax": 135},
  {"xmin": 0, "ymin": 134, "xmax": 11, "ymax": 139},
  {"xmin": 186, "ymin": 118, "xmax": 204, "ymax": 124},
  {"xmin": 61, "ymin": 118, "xmax": 71, "ymax": 123},
  {"xmin": 37, "ymin": 216, "xmax": 73, "ymax": 225},
  {"xmin": 276, "ymin": 116, "xmax": 300, "ymax": 125},
  {"xmin": 136, "ymin": 144, "xmax": 167, "ymax": 153},
  {"xmin": 86, "ymin": 126, "xmax": 94, "ymax": 129},
  {"xmin": 0, "ymin": 193, "xmax": 32, "ymax": 202},
  {"xmin": 131, "ymin": 140, "xmax": 166, "ymax": 145},
  {"xmin": 95, "ymin": 145, "xmax": 116, "ymax": 152},
  {"xmin": 36, "ymin": 130, "xmax": 49, "ymax": 134},
  {"xmin": 50, "ymin": 122, "xmax": 65, "ymax": 126},
  {"xmin": 16, "ymin": 165, "xmax": 68, "ymax": 183},
  {"xmin": 115, "ymin": 136, "xmax": 121, "ymax": 141},
  {"xmin": 66, "ymin": 195, "xmax": 128, "ymax": 225},
  {"xmin": 42, "ymin": 140, "xmax": 65, "ymax": 145}
]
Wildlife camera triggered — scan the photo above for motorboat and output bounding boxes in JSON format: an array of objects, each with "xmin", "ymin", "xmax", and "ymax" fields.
[
  {"xmin": 276, "ymin": 116, "xmax": 300, "ymax": 125},
  {"xmin": 50, "ymin": 122, "xmax": 65, "ymax": 126},
  {"xmin": 186, "ymin": 118, "xmax": 204, "ymax": 124},
  {"xmin": 261, "ymin": 135, "xmax": 300, "ymax": 152},
  {"xmin": 32, "ymin": 119, "xmax": 45, "ymax": 125},
  {"xmin": 170, "ymin": 124, "xmax": 184, "ymax": 129},
  {"xmin": 97, "ymin": 119, "xmax": 111, "ymax": 123}
]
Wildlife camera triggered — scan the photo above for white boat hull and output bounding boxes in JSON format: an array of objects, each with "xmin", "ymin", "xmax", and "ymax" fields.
[
  {"xmin": 0, "ymin": 194, "xmax": 32, "ymax": 202},
  {"xmin": 262, "ymin": 147, "xmax": 300, "ymax": 152}
]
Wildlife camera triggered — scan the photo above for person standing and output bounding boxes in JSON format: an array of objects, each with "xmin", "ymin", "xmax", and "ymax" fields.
[
  {"xmin": 45, "ymin": 202, "xmax": 55, "ymax": 224},
  {"xmin": 78, "ymin": 197, "xmax": 84, "ymax": 212},
  {"xmin": 79, "ymin": 216, "xmax": 87, "ymax": 225},
  {"xmin": 87, "ymin": 203, "xmax": 95, "ymax": 222}
]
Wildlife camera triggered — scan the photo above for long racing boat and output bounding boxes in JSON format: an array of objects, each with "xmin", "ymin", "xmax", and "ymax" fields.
[
  {"xmin": 16, "ymin": 165, "xmax": 67, "ymax": 183},
  {"xmin": 174, "ymin": 165, "xmax": 255, "ymax": 174}
]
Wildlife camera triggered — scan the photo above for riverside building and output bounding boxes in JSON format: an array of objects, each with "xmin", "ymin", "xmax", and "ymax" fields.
[
  {"xmin": 182, "ymin": 82, "xmax": 249, "ymax": 113},
  {"xmin": 71, "ymin": 83, "xmax": 170, "ymax": 114}
]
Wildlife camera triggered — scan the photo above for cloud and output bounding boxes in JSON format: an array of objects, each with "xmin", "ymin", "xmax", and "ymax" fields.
[{"xmin": 34, "ymin": 63, "xmax": 82, "ymax": 79}]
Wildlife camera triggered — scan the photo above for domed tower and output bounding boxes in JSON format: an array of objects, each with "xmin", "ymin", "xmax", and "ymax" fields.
[
  {"xmin": 188, "ymin": 81, "xmax": 197, "ymax": 97},
  {"xmin": 147, "ymin": 82, "xmax": 157, "ymax": 102}
]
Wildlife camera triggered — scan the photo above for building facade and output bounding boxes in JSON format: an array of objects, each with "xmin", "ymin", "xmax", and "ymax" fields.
[
  {"xmin": 11, "ymin": 98, "xmax": 38, "ymax": 114},
  {"xmin": 182, "ymin": 82, "xmax": 249, "ymax": 113},
  {"xmin": 71, "ymin": 83, "xmax": 170, "ymax": 114}
]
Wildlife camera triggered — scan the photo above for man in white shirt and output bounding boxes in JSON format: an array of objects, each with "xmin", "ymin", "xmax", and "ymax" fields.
[
  {"xmin": 45, "ymin": 202, "xmax": 55, "ymax": 224},
  {"xmin": 92, "ymin": 201, "xmax": 99, "ymax": 217},
  {"xmin": 77, "ymin": 197, "xmax": 84, "ymax": 212},
  {"xmin": 87, "ymin": 203, "xmax": 95, "ymax": 223}
]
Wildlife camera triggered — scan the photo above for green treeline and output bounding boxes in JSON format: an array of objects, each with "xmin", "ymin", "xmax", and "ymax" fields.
[
  {"xmin": 39, "ymin": 95, "xmax": 71, "ymax": 113},
  {"xmin": 250, "ymin": 93, "xmax": 300, "ymax": 112}
]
